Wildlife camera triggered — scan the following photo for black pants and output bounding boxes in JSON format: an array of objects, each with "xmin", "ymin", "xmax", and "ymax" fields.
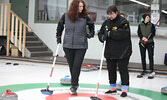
[
  {"xmin": 63, "ymin": 48, "xmax": 86, "ymax": 86},
  {"xmin": 106, "ymin": 57, "xmax": 130, "ymax": 85},
  {"xmin": 139, "ymin": 42, "xmax": 154, "ymax": 71}
]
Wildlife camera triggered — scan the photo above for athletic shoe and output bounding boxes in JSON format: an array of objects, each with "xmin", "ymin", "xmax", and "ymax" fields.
[
  {"xmin": 120, "ymin": 92, "xmax": 127, "ymax": 97},
  {"xmin": 150, "ymin": 72, "xmax": 156, "ymax": 75},
  {"xmin": 105, "ymin": 90, "xmax": 117, "ymax": 94},
  {"xmin": 148, "ymin": 72, "xmax": 156, "ymax": 79},
  {"xmin": 70, "ymin": 85, "xmax": 78, "ymax": 95}
]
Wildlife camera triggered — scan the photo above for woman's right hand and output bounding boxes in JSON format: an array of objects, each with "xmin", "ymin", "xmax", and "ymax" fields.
[{"xmin": 57, "ymin": 37, "xmax": 61, "ymax": 44}]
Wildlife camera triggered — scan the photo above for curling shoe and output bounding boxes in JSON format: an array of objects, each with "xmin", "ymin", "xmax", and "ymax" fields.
[
  {"xmin": 105, "ymin": 88, "xmax": 117, "ymax": 94},
  {"xmin": 70, "ymin": 85, "xmax": 79, "ymax": 95},
  {"xmin": 120, "ymin": 92, "xmax": 127, "ymax": 97},
  {"xmin": 120, "ymin": 85, "xmax": 128, "ymax": 97}
]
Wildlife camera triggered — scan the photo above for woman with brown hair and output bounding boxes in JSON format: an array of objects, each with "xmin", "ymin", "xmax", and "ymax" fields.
[{"xmin": 56, "ymin": 0, "xmax": 94, "ymax": 95}]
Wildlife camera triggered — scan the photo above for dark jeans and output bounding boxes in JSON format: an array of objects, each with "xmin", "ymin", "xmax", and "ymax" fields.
[
  {"xmin": 63, "ymin": 48, "xmax": 86, "ymax": 86},
  {"xmin": 139, "ymin": 42, "xmax": 154, "ymax": 71},
  {"xmin": 106, "ymin": 57, "xmax": 130, "ymax": 86}
]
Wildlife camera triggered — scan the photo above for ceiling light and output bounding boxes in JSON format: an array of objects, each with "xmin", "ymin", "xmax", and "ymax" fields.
[
  {"xmin": 161, "ymin": 10, "xmax": 167, "ymax": 14},
  {"xmin": 129, "ymin": 0, "xmax": 150, "ymax": 7}
]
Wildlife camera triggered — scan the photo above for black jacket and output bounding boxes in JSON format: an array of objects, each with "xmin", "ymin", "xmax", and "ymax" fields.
[{"xmin": 98, "ymin": 15, "xmax": 132, "ymax": 59}]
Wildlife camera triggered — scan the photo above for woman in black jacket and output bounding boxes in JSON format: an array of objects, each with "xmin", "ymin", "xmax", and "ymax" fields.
[
  {"xmin": 98, "ymin": 5, "xmax": 132, "ymax": 97},
  {"xmin": 56, "ymin": 0, "xmax": 94, "ymax": 95}
]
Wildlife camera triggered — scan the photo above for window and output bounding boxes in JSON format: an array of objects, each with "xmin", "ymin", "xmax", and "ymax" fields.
[
  {"xmin": 161, "ymin": 0, "xmax": 167, "ymax": 25},
  {"xmin": 115, "ymin": 0, "xmax": 151, "ymax": 23},
  {"xmin": 37, "ymin": 0, "xmax": 67, "ymax": 21},
  {"xmin": 36, "ymin": 0, "xmax": 111, "ymax": 23},
  {"xmin": 36, "ymin": 0, "xmax": 166, "ymax": 25},
  {"xmin": 85, "ymin": 0, "xmax": 112, "ymax": 23}
]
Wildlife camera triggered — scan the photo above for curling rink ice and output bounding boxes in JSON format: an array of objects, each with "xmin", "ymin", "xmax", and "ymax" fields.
[{"xmin": 0, "ymin": 59, "xmax": 167, "ymax": 100}]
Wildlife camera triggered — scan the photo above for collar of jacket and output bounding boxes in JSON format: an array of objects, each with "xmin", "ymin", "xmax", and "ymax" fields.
[
  {"xmin": 109, "ymin": 14, "xmax": 120, "ymax": 22},
  {"xmin": 142, "ymin": 21, "xmax": 151, "ymax": 25}
]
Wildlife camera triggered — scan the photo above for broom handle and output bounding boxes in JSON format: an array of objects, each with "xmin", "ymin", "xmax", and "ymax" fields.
[
  {"xmin": 95, "ymin": 41, "xmax": 106, "ymax": 97},
  {"xmin": 144, "ymin": 33, "xmax": 152, "ymax": 44},
  {"xmin": 154, "ymin": 16, "xmax": 162, "ymax": 27},
  {"xmin": 47, "ymin": 43, "xmax": 61, "ymax": 89},
  {"xmin": 95, "ymin": 26, "xmax": 108, "ymax": 97}
]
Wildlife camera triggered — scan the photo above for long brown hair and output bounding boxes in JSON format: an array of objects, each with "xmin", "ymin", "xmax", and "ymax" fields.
[{"xmin": 68, "ymin": 0, "xmax": 88, "ymax": 22}]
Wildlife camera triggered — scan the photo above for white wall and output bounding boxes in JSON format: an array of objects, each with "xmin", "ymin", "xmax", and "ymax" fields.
[{"xmin": 28, "ymin": 0, "xmax": 167, "ymax": 65}]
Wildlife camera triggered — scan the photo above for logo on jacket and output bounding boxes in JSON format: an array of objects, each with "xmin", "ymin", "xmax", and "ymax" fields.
[{"xmin": 112, "ymin": 27, "xmax": 117, "ymax": 31}]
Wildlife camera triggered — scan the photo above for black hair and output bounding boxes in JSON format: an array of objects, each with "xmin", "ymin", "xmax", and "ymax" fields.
[
  {"xmin": 107, "ymin": 5, "xmax": 119, "ymax": 14},
  {"xmin": 142, "ymin": 14, "xmax": 150, "ymax": 20}
]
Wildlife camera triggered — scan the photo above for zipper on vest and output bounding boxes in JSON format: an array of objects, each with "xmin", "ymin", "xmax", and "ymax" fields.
[{"xmin": 72, "ymin": 26, "xmax": 75, "ymax": 48}]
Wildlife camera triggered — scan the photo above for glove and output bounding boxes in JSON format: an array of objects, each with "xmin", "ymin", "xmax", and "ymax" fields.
[
  {"xmin": 57, "ymin": 37, "xmax": 61, "ymax": 44},
  {"xmin": 102, "ymin": 27, "xmax": 109, "ymax": 41},
  {"xmin": 102, "ymin": 33, "xmax": 107, "ymax": 41},
  {"xmin": 107, "ymin": 30, "xmax": 112, "ymax": 38}
]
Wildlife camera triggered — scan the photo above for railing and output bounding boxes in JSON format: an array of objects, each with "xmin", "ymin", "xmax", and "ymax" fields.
[
  {"xmin": 0, "ymin": 3, "xmax": 32, "ymax": 57},
  {"xmin": 0, "ymin": 3, "xmax": 10, "ymax": 36}
]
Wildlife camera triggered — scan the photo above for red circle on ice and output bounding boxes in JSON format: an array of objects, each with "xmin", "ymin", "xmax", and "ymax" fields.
[{"xmin": 46, "ymin": 93, "xmax": 117, "ymax": 100}]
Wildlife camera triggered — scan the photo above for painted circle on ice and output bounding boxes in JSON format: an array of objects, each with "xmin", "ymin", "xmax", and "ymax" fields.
[
  {"xmin": 46, "ymin": 93, "xmax": 117, "ymax": 100},
  {"xmin": 0, "ymin": 83, "xmax": 166, "ymax": 100}
]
